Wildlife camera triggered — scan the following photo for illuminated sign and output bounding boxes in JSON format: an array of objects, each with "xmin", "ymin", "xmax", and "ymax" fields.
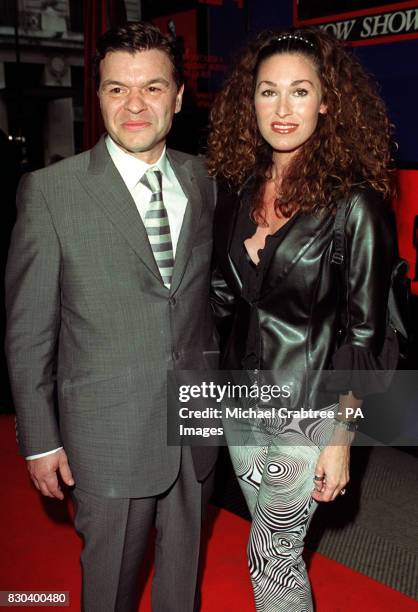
[{"xmin": 294, "ymin": 1, "xmax": 418, "ymax": 45}]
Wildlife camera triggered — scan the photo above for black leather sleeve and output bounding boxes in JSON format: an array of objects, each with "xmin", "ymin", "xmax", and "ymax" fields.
[
  {"xmin": 330, "ymin": 188, "xmax": 398, "ymax": 396},
  {"xmin": 210, "ymin": 176, "xmax": 240, "ymax": 347},
  {"xmin": 341, "ymin": 188, "xmax": 395, "ymax": 354},
  {"xmin": 211, "ymin": 261, "xmax": 237, "ymax": 315}
]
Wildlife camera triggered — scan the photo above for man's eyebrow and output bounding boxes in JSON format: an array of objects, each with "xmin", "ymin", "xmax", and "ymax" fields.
[
  {"xmin": 101, "ymin": 77, "xmax": 170, "ymax": 87},
  {"xmin": 101, "ymin": 79, "xmax": 126, "ymax": 88},
  {"xmin": 142, "ymin": 77, "xmax": 170, "ymax": 87}
]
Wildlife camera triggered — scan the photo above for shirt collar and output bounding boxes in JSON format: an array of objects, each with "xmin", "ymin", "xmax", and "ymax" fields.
[{"xmin": 105, "ymin": 135, "xmax": 171, "ymax": 192}]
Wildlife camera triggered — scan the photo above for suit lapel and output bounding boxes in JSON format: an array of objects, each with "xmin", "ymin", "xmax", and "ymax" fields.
[
  {"xmin": 166, "ymin": 149, "xmax": 204, "ymax": 294},
  {"xmin": 77, "ymin": 136, "xmax": 161, "ymax": 282}
]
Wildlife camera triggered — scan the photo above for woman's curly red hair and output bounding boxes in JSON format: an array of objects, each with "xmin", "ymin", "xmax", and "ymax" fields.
[{"xmin": 207, "ymin": 27, "xmax": 395, "ymax": 217}]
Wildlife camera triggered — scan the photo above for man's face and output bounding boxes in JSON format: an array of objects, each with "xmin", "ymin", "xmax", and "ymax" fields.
[{"xmin": 98, "ymin": 49, "xmax": 184, "ymax": 164}]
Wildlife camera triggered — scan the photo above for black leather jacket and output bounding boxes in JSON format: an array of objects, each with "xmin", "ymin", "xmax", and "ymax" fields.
[{"xmin": 211, "ymin": 179, "xmax": 396, "ymax": 408}]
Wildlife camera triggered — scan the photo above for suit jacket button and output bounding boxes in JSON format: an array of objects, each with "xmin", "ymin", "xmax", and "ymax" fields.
[{"xmin": 169, "ymin": 297, "xmax": 176, "ymax": 306}]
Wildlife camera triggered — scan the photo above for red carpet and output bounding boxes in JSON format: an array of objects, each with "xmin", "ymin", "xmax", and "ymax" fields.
[{"xmin": 1, "ymin": 414, "xmax": 417, "ymax": 611}]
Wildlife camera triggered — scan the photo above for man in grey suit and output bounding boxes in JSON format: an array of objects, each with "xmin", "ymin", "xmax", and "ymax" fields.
[{"xmin": 5, "ymin": 22, "xmax": 217, "ymax": 612}]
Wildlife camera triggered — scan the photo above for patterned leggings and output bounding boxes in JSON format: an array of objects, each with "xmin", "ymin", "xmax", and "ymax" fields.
[{"xmin": 225, "ymin": 410, "xmax": 336, "ymax": 612}]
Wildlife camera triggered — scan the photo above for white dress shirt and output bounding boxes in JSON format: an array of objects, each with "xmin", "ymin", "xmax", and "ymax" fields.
[
  {"xmin": 106, "ymin": 135, "xmax": 188, "ymax": 255},
  {"xmin": 27, "ymin": 136, "xmax": 188, "ymax": 460}
]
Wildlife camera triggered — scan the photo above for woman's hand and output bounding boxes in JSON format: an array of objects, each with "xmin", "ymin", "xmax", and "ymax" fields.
[{"xmin": 311, "ymin": 433, "xmax": 353, "ymax": 502}]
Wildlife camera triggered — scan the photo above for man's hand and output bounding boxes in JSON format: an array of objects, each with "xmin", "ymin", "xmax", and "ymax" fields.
[{"xmin": 27, "ymin": 449, "xmax": 75, "ymax": 500}]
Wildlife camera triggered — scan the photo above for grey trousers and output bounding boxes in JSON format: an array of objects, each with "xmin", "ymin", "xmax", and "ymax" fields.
[{"xmin": 72, "ymin": 448, "xmax": 206, "ymax": 612}]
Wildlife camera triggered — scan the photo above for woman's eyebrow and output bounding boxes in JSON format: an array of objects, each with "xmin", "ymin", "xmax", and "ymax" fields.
[{"xmin": 256, "ymin": 78, "xmax": 314, "ymax": 88}]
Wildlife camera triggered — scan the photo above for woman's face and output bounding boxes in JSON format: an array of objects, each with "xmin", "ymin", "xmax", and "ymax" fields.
[{"xmin": 254, "ymin": 52, "xmax": 326, "ymax": 165}]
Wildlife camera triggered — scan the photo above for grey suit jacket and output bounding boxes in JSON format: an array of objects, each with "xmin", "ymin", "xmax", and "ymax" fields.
[{"xmin": 5, "ymin": 136, "xmax": 218, "ymax": 497}]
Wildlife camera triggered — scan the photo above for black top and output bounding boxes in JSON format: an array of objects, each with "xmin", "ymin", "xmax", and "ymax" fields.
[
  {"xmin": 227, "ymin": 196, "xmax": 396, "ymax": 395},
  {"xmin": 230, "ymin": 199, "xmax": 299, "ymax": 370}
]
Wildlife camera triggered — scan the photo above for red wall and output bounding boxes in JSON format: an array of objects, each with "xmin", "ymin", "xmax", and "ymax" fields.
[{"xmin": 394, "ymin": 169, "xmax": 418, "ymax": 294}]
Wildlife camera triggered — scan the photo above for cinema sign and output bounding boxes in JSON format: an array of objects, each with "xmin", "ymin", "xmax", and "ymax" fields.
[{"xmin": 294, "ymin": 1, "xmax": 418, "ymax": 45}]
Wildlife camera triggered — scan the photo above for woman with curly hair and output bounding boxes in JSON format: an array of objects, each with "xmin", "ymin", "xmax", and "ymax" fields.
[{"xmin": 208, "ymin": 27, "xmax": 397, "ymax": 611}]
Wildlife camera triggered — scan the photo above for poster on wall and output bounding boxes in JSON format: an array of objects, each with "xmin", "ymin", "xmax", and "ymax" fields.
[
  {"xmin": 143, "ymin": 2, "xmax": 228, "ymax": 111},
  {"xmin": 142, "ymin": 0, "xmax": 247, "ymax": 152},
  {"xmin": 153, "ymin": 11, "xmax": 226, "ymax": 111}
]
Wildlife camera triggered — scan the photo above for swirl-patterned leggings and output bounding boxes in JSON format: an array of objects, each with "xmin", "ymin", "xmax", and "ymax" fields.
[{"xmin": 226, "ymin": 415, "xmax": 334, "ymax": 612}]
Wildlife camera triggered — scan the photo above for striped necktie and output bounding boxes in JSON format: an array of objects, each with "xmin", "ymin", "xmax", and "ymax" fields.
[{"xmin": 141, "ymin": 168, "xmax": 174, "ymax": 289}]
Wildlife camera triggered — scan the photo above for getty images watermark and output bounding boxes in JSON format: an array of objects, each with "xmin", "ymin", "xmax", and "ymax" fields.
[
  {"xmin": 167, "ymin": 370, "xmax": 418, "ymax": 447},
  {"xmin": 177, "ymin": 381, "xmax": 363, "ymax": 421}
]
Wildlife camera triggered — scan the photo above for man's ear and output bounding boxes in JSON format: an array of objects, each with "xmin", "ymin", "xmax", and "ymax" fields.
[{"xmin": 175, "ymin": 84, "xmax": 185, "ymax": 114}]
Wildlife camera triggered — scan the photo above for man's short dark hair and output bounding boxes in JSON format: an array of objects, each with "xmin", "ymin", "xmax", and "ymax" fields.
[{"xmin": 93, "ymin": 21, "xmax": 184, "ymax": 90}]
